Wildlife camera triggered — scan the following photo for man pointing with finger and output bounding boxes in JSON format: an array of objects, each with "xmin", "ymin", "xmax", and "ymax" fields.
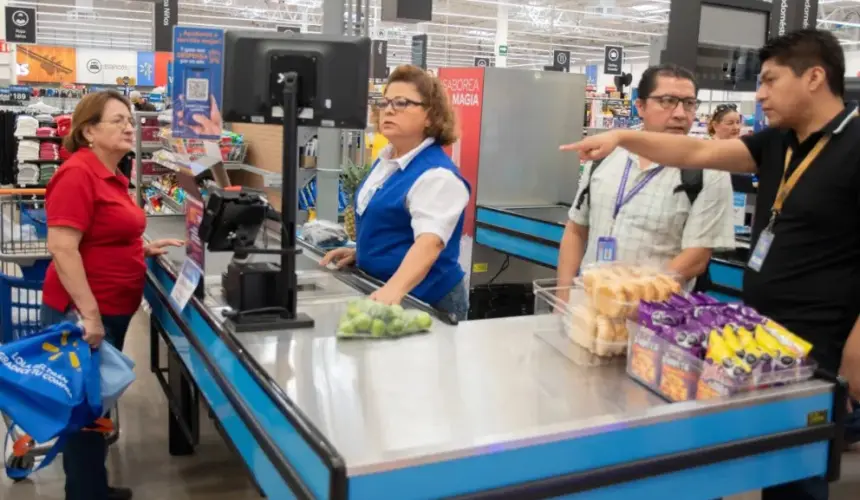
[{"xmin": 562, "ymin": 29, "xmax": 859, "ymax": 500}]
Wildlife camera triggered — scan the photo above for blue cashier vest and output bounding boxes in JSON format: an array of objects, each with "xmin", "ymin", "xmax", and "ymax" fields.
[{"xmin": 355, "ymin": 144, "xmax": 469, "ymax": 305}]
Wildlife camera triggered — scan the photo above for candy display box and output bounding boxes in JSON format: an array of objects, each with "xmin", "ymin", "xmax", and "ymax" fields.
[{"xmin": 626, "ymin": 322, "xmax": 817, "ymax": 403}]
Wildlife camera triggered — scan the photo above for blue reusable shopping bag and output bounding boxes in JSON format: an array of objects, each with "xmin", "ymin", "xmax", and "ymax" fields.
[
  {"xmin": 99, "ymin": 341, "xmax": 136, "ymax": 412},
  {"xmin": 0, "ymin": 322, "xmax": 103, "ymax": 479}
]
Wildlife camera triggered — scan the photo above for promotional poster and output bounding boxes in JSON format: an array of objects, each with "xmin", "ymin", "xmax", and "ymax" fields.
[
  {"xmin": 437, "ymin": 67, "xmax": 486, "ymax": 285},
  {"xmin": 171, "ymin": 27, "xmax": 224, "ymax": 140}
]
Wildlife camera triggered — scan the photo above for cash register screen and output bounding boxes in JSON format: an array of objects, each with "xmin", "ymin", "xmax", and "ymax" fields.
[{"xmin": 698, "ymin": 4, "xmax": 768, "ymax": 49}]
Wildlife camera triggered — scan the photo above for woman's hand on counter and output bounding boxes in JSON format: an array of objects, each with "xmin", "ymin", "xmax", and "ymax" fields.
[
  {"xmin": 145, "ymin": 239, "xmax": 185, "ymax": 257},
  {"xmin": 369, "ymin": 285, "xmax": 405, "ymax": 306},
  {"xmin": 320, "ymin": 247, "xmax": 356, "ymax": 269}
]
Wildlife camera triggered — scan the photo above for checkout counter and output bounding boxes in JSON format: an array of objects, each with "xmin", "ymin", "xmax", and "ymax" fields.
[
  {"xmin": 144, "ymin": 213, "xmax": 847, "ymax": 500},
  {"xmin": 475, "ymin": 203, "xmax": 750, "ymax": 302}
]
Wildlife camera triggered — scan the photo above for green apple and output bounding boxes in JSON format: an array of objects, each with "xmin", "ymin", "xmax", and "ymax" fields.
[
  {"xmin": 353, "ymin": 313, "xmax": 372, "ymax": 332},
  {"xmin": 416, "ymin": 312, "xmax": 433, "ymax": 330},
  {"xmin": 371, "ymin": 319, "xmax": 387, "ymax": 337},
  {"xmin": 387, "ymin": 319, "xmax": 405, "ymax": 336}
]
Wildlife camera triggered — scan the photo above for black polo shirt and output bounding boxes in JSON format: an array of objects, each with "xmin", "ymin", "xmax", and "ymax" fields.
[{"xmin": 741, "ymin": 106, "xmax": 860, "ymax": 369}]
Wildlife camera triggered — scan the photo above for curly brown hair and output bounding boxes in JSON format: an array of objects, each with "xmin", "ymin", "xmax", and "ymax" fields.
[{"xmin": 375, "ymin": 65, "xmax": 459, "ymax": 146}]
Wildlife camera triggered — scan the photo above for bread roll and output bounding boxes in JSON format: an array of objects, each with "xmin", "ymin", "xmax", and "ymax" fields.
[
  {"xmin": 594, "ymin": 282, "xmax": 628, "ymax": 317},
  {"xmin": 569, "ymin": 304, "xmax": 597, "ymax": 352}
]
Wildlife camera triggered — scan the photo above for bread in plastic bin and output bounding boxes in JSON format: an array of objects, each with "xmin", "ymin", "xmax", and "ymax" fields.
[
  {"xmin": 568, "ymin": 304, "xmax": 598, "ymax": 352},
  {"xmin": 593, "ymin": 280, "xmax": 634, "ymax": 318},
  {"xmin": 594, "ymin": 316, "xmax": 625, "ymax": 356}
]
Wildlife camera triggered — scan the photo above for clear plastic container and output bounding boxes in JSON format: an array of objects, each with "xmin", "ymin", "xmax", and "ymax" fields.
[
  {"xmin": 533, "ymin": 279, "xmax": 628, "ymax": 365},
  {"xmin": 579, "ymin": 263, "xmax": 684, "ymax": 320},
  {"xmin": 626, "ymin": 322, "xmax": 818, "ymax": 403}
]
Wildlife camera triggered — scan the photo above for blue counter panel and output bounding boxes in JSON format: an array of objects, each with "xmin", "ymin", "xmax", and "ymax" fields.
[
  {"xmin": 350, "ymin": 393, "xmax": 832, "ymax": 499},
  {"xmin": 476, "ymin": 208, "xmax": 565, "ymax": 243},
  {"xmin": 147, "ymin": 262, "xmax": 330, "ymax": 499},
  {"xmin": 710, "ymin": 261, "xmax": 744, "ymax": 291},
  {"xmin": 562, "ymin": 443, "xmax": 826, "ymax": 500},
  {"xmin": 475, "ymin": 227, "xmax": 558, "ymax": 267}
]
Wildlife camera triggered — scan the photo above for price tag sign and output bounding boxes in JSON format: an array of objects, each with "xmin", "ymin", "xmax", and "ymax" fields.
[
  {"xmin": 9, "ymin": 85, "xmax": 31, "ymax": 102},
  {"xmin": 0, "ymin": 86, "xmax": 30, "ymax": 104},
  {"xmin": 170, "ymin": 260, "xmax": 202, "ymax": 312}
]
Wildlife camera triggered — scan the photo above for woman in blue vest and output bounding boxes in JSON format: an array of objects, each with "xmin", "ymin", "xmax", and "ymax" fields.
[{"xmin": 321, "ymin": 65, "xmax": 470, "ymax": 319}]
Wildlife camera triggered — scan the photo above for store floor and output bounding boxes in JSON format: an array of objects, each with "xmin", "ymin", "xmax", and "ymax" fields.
[{"xmin": 1, "ymin": 311, "xmax": 859, "ymax": 500}]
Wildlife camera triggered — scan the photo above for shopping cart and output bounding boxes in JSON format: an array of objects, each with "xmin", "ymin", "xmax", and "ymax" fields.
[
  {"xmin": 0, "ymin": 189, "xmax": 51, "ymax": 281},
  {"xmin": 0, "ymin": 191, "xmax": 121, "ymax": 481}
]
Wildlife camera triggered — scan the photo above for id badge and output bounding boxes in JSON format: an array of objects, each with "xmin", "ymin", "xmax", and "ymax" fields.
[
  {"xmin": 748, "ymin": 229, "xmax": 774, "ymax": 272},
  {"xmin": 597, "ymin": 236, "xmax": 618, "ymax": 263}
]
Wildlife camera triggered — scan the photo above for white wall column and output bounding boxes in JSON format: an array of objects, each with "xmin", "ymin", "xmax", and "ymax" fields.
[
  {"xmin": 494, "ymin": 3, "xmax": 508, "ymax": 68},
  {"xmin": 316, "ymin": 0, "xmax": 347, "ymax": 222},
  {"xmin": 0, "ymin": 0, "xmax": 16, "ymax": 85}
]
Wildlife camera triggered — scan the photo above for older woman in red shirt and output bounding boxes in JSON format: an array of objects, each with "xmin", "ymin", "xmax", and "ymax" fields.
[{"xmin": 41, "ymin": 90, "xmax": 181, "ymax": 500}]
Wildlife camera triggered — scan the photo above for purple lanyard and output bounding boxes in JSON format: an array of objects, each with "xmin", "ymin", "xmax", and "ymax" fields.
[{"xmin": 614, "ymin": 157, "xmax": 663, "ymax": 219}]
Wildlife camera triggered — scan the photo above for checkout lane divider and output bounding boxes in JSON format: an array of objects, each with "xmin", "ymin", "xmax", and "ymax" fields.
[{"xmin": 148, "ymin": 258, "xmax": 349, "ymax": 499}]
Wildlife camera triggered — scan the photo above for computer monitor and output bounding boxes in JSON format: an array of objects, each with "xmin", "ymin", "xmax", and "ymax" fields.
[
  {"xmin": 845, "ymin": 77, "xmax": 860, "ymax": 104},
  {"xmin": 221, "ymin": 31, "xmax": 371, "ymax": 130}
]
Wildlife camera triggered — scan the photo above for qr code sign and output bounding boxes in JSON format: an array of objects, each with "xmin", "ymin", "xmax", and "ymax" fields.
[{"xmin": 186, "ymin": 78, "xmax": 209, "ymax": 102}]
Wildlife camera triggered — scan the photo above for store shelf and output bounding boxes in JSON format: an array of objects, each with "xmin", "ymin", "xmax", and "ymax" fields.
[
  {"xmin": 17, "ymin": 159, "xmax": 62, "ymax": 165},
  {"xmin": 224, "ymin": 163, "xmax": 282, "ymax": 189},
  {"xmin": 16, "ymin": 135, "xmax": 62, "ymax": 141},
  {"xmin": 160, "ymin": 194, "xmax": 183, "ymax": 214}
]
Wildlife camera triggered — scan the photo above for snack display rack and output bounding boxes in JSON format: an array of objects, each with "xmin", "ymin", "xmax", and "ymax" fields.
[{"xmin": 628, "ymin": 322, "xmax": 818, "ymax": 403}]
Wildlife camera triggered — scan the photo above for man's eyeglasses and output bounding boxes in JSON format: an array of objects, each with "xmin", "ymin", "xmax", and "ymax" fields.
[
  {"xmin": 100, "ymin": 116, "xmax": 136, "ymax": 129},
  {"xmin": 374, "ymin": 97, "xmax": 424, "ymax": 112},
  {"xmin": 648, "ymin": 95, "xmax": 701, "ymax": 112}
]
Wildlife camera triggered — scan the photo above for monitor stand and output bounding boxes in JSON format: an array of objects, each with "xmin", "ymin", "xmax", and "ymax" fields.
[{"xmin": 224, "ymin": 71, "xmax": 314, "ymax": 332}]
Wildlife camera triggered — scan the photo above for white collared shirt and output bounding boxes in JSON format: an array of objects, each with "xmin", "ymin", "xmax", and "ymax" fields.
[
  {"xmin": 568, "ymin": 147, "xmax": 736, "ymax": 267},
  {"xmin": 356, "ymin": 138, "xmax": 469, "ymax": 244}
]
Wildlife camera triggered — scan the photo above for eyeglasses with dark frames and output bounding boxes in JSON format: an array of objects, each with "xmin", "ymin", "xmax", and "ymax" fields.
[
  {"xmin": 374, "ymin": 97, "xmax": 425, "ymax": 112},
  {"xmin": 648, "ymin": 95, "xmax": 701, "ymax": 112}
]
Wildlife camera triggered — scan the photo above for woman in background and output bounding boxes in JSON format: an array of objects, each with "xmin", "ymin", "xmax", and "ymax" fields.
[
  {"xmin": 42, "ymin": 90, "xmax": 182, "ymax": 500},
  {"xmin": 708, "ymin": 103, "xmax": 742, "ymax": 140},
  {"xmin": 321, "ymin": 65, "xmax": 471, "ymax": 319}
]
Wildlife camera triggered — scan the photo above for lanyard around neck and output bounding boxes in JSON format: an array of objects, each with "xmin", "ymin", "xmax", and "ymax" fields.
[
  {"xmin": 773, "ymin": 109, "xmax": 860, "ymax": 220},
  {"xmin": 614, "ymin": 156, "xmax": 663, "ymax": 219}
]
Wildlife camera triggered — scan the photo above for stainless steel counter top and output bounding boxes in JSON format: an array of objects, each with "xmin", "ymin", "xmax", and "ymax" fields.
[{"xmin": 145, "ymin": 215, "xmax": 834, "ymax": 477}]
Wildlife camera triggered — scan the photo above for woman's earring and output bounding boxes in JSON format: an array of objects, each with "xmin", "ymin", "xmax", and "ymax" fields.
[{"xmin": 88, "ymin": 142, "xmax": 93, "ymax": 148}]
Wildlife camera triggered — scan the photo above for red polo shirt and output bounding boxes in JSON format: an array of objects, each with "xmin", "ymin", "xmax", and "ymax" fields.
[{"xmin": 43, "ymin": 148, "xmax": 147, "ymax": 316}]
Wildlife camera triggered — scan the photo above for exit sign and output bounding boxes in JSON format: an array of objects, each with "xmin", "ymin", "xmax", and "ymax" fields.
[{"xmin": 498, "ymin": 45, "xmax": 508, "ymax": 56}]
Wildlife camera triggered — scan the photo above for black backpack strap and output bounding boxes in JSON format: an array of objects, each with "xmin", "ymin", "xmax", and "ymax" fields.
[
  {"xmin": 574, "ymin": 158, "xmax": 605, "ymax": 210},
  {"xmin": 674, "ymin": 169, "xmax": 704, "ymax": 205}
]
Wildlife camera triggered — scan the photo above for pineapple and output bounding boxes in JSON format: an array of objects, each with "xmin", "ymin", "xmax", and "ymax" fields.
[{"xmin": 341, "ymin": 161, "xmax": 372, "ymax": 241}]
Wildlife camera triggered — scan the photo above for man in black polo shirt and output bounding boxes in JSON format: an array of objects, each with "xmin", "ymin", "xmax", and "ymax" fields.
[{"xmin": 561, "ymin": 29, "xmax": 859, "ymax": 500}]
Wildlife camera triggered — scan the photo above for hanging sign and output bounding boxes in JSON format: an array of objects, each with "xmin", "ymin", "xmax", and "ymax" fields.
[
  {"xmin": 411, "ymin": 34, "xmax": 427, "ymax": 70},
  {"xmin": 604, "ymin": 45, "xmax": 623, "ymax": 75},
  {"xmin": 553, "ymin": 50, "xmax": 570, "ymax": 72},
  {"xmin": 5, "ymin": 7, "xmax": 36, "ymax": 44},
  {"xmin": 371, "ymin": 40, "xmax": 388, "ymax": 80},
  {"xmin": 154, "ymin": 0, "xmax": 177, "ymax": 52},
  {"xmin": 474, "ymin": 57, "xmax": 491, "ymax": 68}
]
